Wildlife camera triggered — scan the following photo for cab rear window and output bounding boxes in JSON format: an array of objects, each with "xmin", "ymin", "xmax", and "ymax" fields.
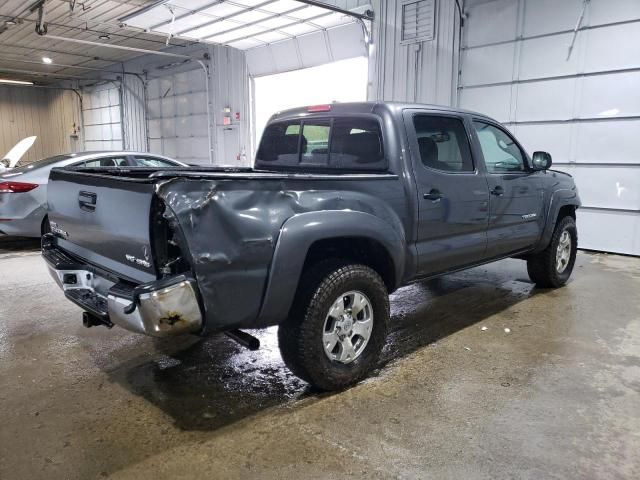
[{"xmin": 256, "ymin": 117, "xmax": 386, "ymax": 171}]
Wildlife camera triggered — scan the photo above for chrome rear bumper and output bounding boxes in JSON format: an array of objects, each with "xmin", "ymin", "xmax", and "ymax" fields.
[
  {"xmin": 43, "ymin": 242, "xmax": 202, "ymax": 337},
  {"xmin": 107, "ymin": 279, "xmax": 202, "ymax": 336}
]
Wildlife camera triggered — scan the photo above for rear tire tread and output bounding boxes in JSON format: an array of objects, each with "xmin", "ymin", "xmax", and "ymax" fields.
[{"xmin": 278, "ymin": 260, "xmax": 389, "ymax": 391}]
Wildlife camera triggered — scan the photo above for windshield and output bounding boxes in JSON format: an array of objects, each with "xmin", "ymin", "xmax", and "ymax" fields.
[{"xmin": 8, "ymin": 155, "xmax": 74, "ymax": 173}]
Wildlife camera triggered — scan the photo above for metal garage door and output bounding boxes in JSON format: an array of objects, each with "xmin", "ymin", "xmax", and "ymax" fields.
[
  {"xmin": 121, "ymin": 0, "xmax": 373, "ymax": 78},
  {"xmin": 459, "ymin": 0, "xmax": 640, "ymax": 256},
  {"xmin": 146, "ymin": 68, "xmax": 210, "ymax": 165},
  {"xmin": 81, "ymin": 83, "xmax": 123, "ymax": 151},
  {"xmin": 245, "ymin": 20, "xmax": 368, "ymax": 76}
]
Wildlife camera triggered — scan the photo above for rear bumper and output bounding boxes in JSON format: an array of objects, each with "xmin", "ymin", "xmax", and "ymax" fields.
[{"xmin": 42, "ymin": 237, "xmax": 203, "ymax": 337}]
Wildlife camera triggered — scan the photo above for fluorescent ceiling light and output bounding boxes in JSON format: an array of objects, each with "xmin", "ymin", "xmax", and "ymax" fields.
[
  {"xmin": 4, "ymin": 20, "xmax": 17, "ymax": 26},
  {"xmin": 42, "ymin": 56, "xmax": 53, "ymax": 64},
  {"xmin": 0, "ymin": 79, "xmax": 34, "ymax": 85}
]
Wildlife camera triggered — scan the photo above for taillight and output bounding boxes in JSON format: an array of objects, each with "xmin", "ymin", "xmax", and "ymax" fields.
[
  {"xmin": 0, "ymin": 181, "xmax": 39, "ymax": 193},
  {"xmin": 307, "ymin": 104, "xmax": 332, "ymax": 112}
]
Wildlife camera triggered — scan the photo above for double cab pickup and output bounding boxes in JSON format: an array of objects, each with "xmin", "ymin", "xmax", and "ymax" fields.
[{"xmin": 43, "ymin": 102, "xmax": 580, "ymax": 390}]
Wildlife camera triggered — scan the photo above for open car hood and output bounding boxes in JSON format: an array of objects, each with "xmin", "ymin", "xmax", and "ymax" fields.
[{"xmin": 1, "ymin": 136, "xmax": 37, "ymax": 172}]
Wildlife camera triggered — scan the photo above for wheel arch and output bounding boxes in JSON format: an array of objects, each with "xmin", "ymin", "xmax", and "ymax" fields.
[
  {"xmin": 303, "ymin": 236, "xmax": 397, "ymax": 292},
  {"xmin": 257, "ymin": 210, "xmax": 406, "ymax": 326},
  {"xmin": 534, "ymin": 189, "xmax": 580, "ymax": 253}
]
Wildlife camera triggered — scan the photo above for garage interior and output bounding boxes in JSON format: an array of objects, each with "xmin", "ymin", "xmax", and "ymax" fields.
[{"xmin": 0, "ymin": 0, "xmax": 638, "ymax": 478}]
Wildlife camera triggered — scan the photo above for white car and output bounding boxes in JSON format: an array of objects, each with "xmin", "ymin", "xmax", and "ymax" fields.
[{"xmin": 0, "ymin": 151, "xmax": 187, "ymax": 237}]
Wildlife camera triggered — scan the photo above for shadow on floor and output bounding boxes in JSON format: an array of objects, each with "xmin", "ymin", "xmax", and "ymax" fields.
[
  {"xmin": 0, "ymin": 236, "xmax": 41, "ymax": 253},
  {"xmin": 104, "ymin": 260, "xmax": 540, "ymax": 432}
]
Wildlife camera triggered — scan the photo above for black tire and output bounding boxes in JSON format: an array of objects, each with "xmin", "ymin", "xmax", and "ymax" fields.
[
  {"xmin": 278, "ymin": 261, "xmax": 390, "ymax": 391},
  {"xmin": 527, "ymin": 215, "xmax": 578, "ymax": 288}
]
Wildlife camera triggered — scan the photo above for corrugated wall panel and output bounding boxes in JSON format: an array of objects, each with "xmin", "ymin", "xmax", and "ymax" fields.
[
  {"xmin": 0, "ymin": 86, "xmax": 81, "ymax": 163},
  {"xmin": 47, "ymin": 88, "xmax": 82, "ymax": 156},
  {"xmin": 368, "ymin": 0, "xmax": 460, "ymax": 106},
  {"xmin": 121, "ymin": 43, "xmax": 251, "ymax": 166},
  {"xmin": 209, "ymin": 44, "xmax": 252, "ymax": 166}
]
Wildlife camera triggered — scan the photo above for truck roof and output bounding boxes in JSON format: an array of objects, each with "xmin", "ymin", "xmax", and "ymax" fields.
[{"xmin": 269, "ymin": 101, "xmax": 495, "ymax": 123}]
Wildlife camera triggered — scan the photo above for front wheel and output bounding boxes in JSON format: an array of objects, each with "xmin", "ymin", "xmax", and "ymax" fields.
[
  {"xmin": 278, "ymin": 262, "xmax": 390, "ymax": 391},
  {"xmin": 527, "ymin": 216, "xmax": 578, "ymax": 288}
]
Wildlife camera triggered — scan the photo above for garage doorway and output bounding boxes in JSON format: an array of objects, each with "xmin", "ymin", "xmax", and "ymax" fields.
[{"xmin": 252, "ymin": 56, "xmax": 369, "ymax": 151}]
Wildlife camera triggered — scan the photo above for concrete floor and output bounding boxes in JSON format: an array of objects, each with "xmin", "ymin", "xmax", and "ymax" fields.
[{"xmin": 0, "ymin": 239, "xmax": 638, "ymax": 480}]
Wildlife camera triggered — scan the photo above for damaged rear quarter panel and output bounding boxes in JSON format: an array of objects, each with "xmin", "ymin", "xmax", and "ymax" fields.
[{"xmin": 155, "ymin": 175, "xmax": 409, "ymax": 333}]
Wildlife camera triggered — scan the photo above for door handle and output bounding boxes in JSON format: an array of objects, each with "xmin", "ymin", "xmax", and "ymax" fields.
[
  {"xmin": 78, "ymin": 191, "xmax": 97, "ymax": 212},
  {"xmin": 490, "ymin": 186, "xmax": 504, "ymax": 197},
  {"xmin": 423, "ymin": 189, "xmax": 443, "ymax": 201}
]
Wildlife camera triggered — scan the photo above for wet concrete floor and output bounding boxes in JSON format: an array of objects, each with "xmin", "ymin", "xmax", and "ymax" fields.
[{"xmin": 0, "ymin": 240, "xmax": 638, "ymax": 479}]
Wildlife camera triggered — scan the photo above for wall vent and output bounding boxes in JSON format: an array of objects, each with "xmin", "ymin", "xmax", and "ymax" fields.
[{"xmin": 401, "ymin": 0, "xmax": 436, "ymax": 44}]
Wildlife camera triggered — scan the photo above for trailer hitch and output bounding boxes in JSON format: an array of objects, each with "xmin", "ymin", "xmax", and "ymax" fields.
[{"xmin": 83, "ymin": 311, "xmax": 113, "ymax": 329}]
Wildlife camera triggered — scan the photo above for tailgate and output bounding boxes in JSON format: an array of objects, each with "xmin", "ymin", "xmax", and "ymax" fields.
[{"xmin": 47, "ymin": 168, "xmax": 157, "ymax": 283}]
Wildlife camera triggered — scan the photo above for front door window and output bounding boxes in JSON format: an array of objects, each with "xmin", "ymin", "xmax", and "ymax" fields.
[{"xmin": 473, "ymin": 122, "xmax": 526, "ymax": 173}]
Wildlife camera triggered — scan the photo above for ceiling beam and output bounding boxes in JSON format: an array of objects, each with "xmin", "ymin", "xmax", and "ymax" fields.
[
  {"xmin": 295, "ymin": 0, "xmax": 374, "ymax": 21},
  {"xmin": 44, "ymin": 34, "xmax": 199, "ymax": 59},
  {"xmin": 0, "ymin": 13, "xmax": 192, "ymax": 48},
  {"xmin": 0, "ymin": 55, "xmax": 139, "ymax": 75},
  {"xmin": 0, "ymin": 66, "xmax": 115, "ymax": 81}
]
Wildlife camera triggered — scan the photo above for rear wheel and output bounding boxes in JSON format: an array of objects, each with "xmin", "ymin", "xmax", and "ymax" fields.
[
  {"xmin": 527, "ymin": 216, "xmax": 577, "ymax": 288},
  {"xmin": 278, "ymin": 261, "xmax": 389, "ymax": 391}
]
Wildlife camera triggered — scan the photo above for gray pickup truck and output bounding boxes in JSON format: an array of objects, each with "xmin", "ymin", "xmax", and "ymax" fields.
[{"xmin": 43, "ymin": 102, "xmax": 580, "ymax": 390}]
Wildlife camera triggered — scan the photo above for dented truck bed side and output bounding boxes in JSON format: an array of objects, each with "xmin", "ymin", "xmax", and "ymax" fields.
[{"xmin": 154, "ymin": 172, "xmax": 411, "ymax": 333}]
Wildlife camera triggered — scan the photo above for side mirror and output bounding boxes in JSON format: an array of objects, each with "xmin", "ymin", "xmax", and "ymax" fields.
[{"xmin": 532, "ymin": 151, "xmax": 552, "ymax": 170}]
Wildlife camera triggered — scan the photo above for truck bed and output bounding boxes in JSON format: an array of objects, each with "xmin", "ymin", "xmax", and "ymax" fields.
[{"xmin": 47, "ymin": 165, "xmax": 405, "ymax": 333}]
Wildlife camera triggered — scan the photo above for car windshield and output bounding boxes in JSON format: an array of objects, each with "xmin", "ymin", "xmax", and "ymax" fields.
[{"xmin": 9, "ymin": 155, "xmax": 74, "ymax": 173}]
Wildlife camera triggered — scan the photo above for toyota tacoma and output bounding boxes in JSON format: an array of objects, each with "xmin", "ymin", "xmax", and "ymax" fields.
[{"xmin": 43, "ymin": 102, "xmax": 580, "ymax": 390}]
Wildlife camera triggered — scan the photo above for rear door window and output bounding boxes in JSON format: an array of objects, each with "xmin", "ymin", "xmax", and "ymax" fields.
[
  {"xmin": 413, "ymin": 115, "xmax": 474, "ymax": 172},
  {"xmin": 256, "ymin": 117, "xmax": 386, "ymax": 171},
  {"xmin": 330, "ymin": 118, "xmax": 384, "ymax": 170}
]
